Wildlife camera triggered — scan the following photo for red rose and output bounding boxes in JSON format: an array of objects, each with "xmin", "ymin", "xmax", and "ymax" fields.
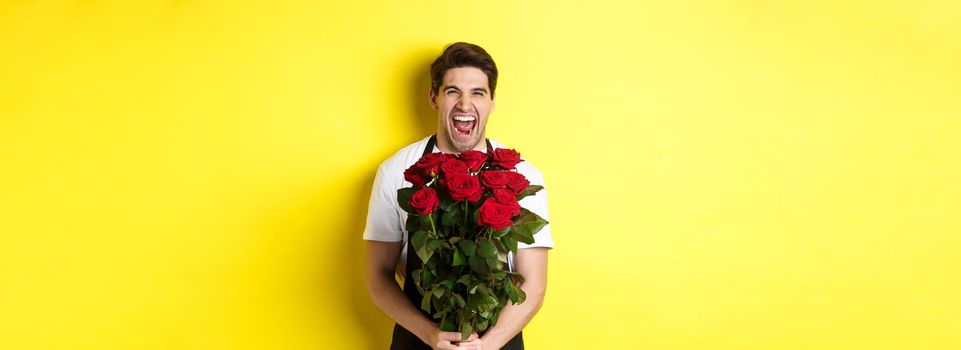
[
  {"xmin": 457, "ymin": 150, "xmax": 488, "ymax": 172},
  {"xmin": 445, "ymin": 173, "xmax": 483, "ymax": 202},
  {"xmin": 404, "ymin": 165, "xmax": 429, "ymax": 187},
  {"xmin": 479, "ymin": 170, "xmax": 511, "ymax": 190},
  {"xmin": 492, "ymin": 189, "xmax": 521, "ymax": 217},
  {"xmin": 440, "ymin": 158, "xmax": 468, "ymax": 177},
  {"xmin": 477, "ymin": 198, "xmax": 515, "ymax": 230},
  {"xmin": 409, "ymin": 187, "xmax": 439, "ymax": 216},
  {"xmin": 504, "ymin": 171, "xmax": 530, "ymax": 195},
  {"xmin": 491, "ymin": 148, "xmax": 522, "ymax": 170},
  {"xmin": 414, "ymin": 153, "xmax": 452, "ymax": 176}
]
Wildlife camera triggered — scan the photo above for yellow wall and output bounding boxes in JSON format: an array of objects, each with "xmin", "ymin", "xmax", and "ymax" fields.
[{"xmin": 2, "ymin": 1, "xmax": 960, "ymax": 349}]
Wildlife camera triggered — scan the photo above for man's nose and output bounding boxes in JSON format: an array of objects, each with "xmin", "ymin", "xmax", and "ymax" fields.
[{"xmin": 456, "ymin": 94, "xmax": 472, "ymax": 110}]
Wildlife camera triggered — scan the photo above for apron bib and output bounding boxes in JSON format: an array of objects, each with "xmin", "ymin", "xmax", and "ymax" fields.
[{"xmin": 389, "ymin": 134, "xmax": 524, "ymax": 350}]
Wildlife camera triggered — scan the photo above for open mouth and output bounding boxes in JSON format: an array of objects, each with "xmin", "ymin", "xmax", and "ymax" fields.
[{"xmin": 451, "ymin": 114, "xmax": 476, "ymax": 139}]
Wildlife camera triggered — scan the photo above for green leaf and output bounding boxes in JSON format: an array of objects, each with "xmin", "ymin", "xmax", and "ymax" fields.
[
  {"xmin": 476, "ymin": 319, "xmax": 489, "ymax": 332},
  {"xmin": 423, "ymin": 269, "xmax": 436, "ymax": 287},
  {"xmin": 440, "ymin": 276, "xmax": 456, "ymax": 290},
  {"xmin": 515, "ymin": 286, "xmax": 527, "ymax": 304},
  {"xmin": 421, "ymin": 290, "xmax": 432, "ymax": 313},
  {"xmin": 496, "ymin": 250, "xmax": 508, "ymax": 265},
  {"xmin": 468, "ymin": 254, "xmax": 488, "ymax": 274},
  {"xmin": 486, "ymin": 256, "xmax": 501, "ymax": 270},
  {"xmin": 411, "ymin": 231, "xmax": 429, "ymax": 261},
  {"xmin": 515, "ymin": 185, "xmax": 544, "ymax": 201},
  {"xmin": 505, "ymin": 279, "xmax": 527, "ymax": 305},
  {"xmin": 476, "ymin": 284, "xmax": 491, "ymax": 297},
  {"xmin": 440, "ymin": 191, "xmax": 460, "ymax": 211},
  {"xmin": 508, "ymin": 271, "xmax": 526, "ymax": 285},
  {"xmin": 492, "ymin": 239, "xmax": 506, "ymax": 254},
  {"xmin": 405, "ymin": 215, "xmax": 425, "ymax": 234},
  {"xmin": 511, "ymin": 230, "xmax": 534, "ymax": 246},
  {"xmin": 510, "ymin": 208, "xmax": 547, "ymax": 244},
  {"xmin": 441, "ymin": 206, "xmax": 463, "ymax": 226},
  {"xmin": 469, "ymin": 294, "xmax": 498, "ymax": 312},
  {"xmin": 452, "ymin": 293, "xmax": 466, "ymax": 308},
  {"xmin": 397, "ymin": 187, "xmax": 418, "ymax": 214},
  {"xmin": 432, "ymin": 286, "xmax": 446, "ymax": 298},
  {"xmin": 477, "ymin": 239, "xmax": 496, "ymax": 258},
  {"xmin": 494, "ymin": 226, "xmax": 511, "ymax": 238},
  {"xmin": 419, "ymin": 215, "xmax": 433, "ymax": 228},
  {"xmin": 432, "ymin": 295, "xmax": 443, "ymax": 315},
  {"xmin": 452, "ymin": 248, "xmax": 465, "ymax": 267},
  {"xmin": 460, "ymin": 321, "xmax": 473, "ymax": 341},
  {"xmin": 502, "ymin": 235, "xmax": 518, "ymax": 253},
  {"xmin": 426, "ymin": 239, "xmax": 441, "ymax": 258},
  {"xmin": 457, "ymin": 239, "xmax": 477, "ymax": 257},
  {"xmin": 433, "ymin": 306, "xmax": 452, "ymax": 320},
  {"xmin": 440, "ymin": 317, "xmax": 456, "ymax": 332}
]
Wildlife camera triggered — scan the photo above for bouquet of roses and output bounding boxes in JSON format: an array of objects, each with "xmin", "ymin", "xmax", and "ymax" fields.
[{"xmin": 397, "ymin": 147, "xmax": 549, "ymax": 340}]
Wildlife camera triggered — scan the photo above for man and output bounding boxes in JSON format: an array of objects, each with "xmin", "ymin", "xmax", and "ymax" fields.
[{"xmin": 364, "ymin": 42, "xmax": 554, "ymax": 350}]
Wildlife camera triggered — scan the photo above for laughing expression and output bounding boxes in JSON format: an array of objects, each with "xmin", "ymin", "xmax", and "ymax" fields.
[{"xmin": 430, "ymin": 67, "xmax": 494, "ymax": 153}]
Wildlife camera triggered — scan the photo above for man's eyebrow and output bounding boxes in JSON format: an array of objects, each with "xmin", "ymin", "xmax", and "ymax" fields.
[
  {"xmin": 442, "ymin": 85, "xmax": 461, "ymax": 91},
  {"xmin": 470, "ymin": 87, "xmax": 488, "ymax": 93}
]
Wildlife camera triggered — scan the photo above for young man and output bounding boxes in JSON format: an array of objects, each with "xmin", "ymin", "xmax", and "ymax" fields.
[{"xmin": 364, "ymin": 42, "xmax": 554, "ymax": 350}]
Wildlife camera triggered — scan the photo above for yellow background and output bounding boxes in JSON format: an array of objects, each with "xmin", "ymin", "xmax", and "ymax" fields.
[{"xmin": 2, "ymin": 1, "xmax": 960, "ymax": 349}]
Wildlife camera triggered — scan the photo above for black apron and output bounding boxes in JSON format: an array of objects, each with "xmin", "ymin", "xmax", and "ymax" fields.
[{"xmin": 390, "ymin": 135, "xmax": 524, "ymax": 349}]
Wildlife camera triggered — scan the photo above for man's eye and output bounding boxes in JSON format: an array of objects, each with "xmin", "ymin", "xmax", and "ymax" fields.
[
  {"xmin": 446, "ymin": 90, "xmax": 458, "ymax": 95},
  {"xmin": 473, "ymin": 92, "xmax": 484, "ymax": 96}
]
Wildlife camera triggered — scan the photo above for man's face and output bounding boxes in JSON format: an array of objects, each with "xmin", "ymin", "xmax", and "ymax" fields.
[{"xmin": 430, "ymin": 66, "xmax": 494, "ymax": 153}]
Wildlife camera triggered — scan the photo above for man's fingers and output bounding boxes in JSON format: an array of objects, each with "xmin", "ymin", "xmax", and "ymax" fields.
[
  {"xmin": 438, "ymin": 332, "xmax": 463, "ymax": 341},
  {"xmin": 434, "ymin": 331, "xmax": 463, "ymax": 349},
  {"xmin": 454, "ymin": 333, "xmax": 481, "ymax": 350},
  {"xmin": 454, "ymin": 340, "xmax": 481, "ymax": 350},
  {"xmin": 436, "ymin": 342, "xmax": 458, "ymax": 350}
]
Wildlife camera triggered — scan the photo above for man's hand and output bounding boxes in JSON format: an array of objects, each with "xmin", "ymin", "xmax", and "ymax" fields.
[
  {"xmin": 426, "ymin": 331, "xmax": 467, "ymax": 349},
  {"xmin": 426, "ymin": 331, "xmax": 477, "ymax": 350},
  {"xmin": 452, "ymin": 332, "xmax": 483, "ymax": 349}
]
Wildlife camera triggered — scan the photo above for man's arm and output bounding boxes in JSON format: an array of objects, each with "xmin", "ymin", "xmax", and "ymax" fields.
[
  {"xmin": 478, "ymin": 247, "xmax": 549, "ymax": 348},
  {"xmin": 365, "ymin": 240, "xmax": 466, "ymax": 349}
]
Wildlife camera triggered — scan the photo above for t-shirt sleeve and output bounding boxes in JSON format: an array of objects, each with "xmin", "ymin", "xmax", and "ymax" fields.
[
  {"xmin": 517, "ymin": 167, "xmax": 554, "ymax": 250},
  {"xmin": 363, "ymin": 164, "xmax": 404, "ymax": 242}
]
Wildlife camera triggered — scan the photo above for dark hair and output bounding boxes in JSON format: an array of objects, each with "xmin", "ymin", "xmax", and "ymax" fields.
[{"xmin": 430, "ymin": 42, "xmax": 498, "ymax": 97}]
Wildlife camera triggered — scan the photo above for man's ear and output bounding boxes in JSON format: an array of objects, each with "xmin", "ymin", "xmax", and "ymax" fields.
[{"xmin": 428, "ymin": 87, "xmax": 438, "ymax": 110}]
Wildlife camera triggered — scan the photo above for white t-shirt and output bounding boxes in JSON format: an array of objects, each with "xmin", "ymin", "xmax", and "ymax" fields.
[{"xmin": 363, "ymin": 135, "xmax": 554, "ymax": 277}]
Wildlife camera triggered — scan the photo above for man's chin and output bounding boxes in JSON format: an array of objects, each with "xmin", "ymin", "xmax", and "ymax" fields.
[{"xmin": 449, "ymin": 135, "xmax": 480, "ymax": 153}]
